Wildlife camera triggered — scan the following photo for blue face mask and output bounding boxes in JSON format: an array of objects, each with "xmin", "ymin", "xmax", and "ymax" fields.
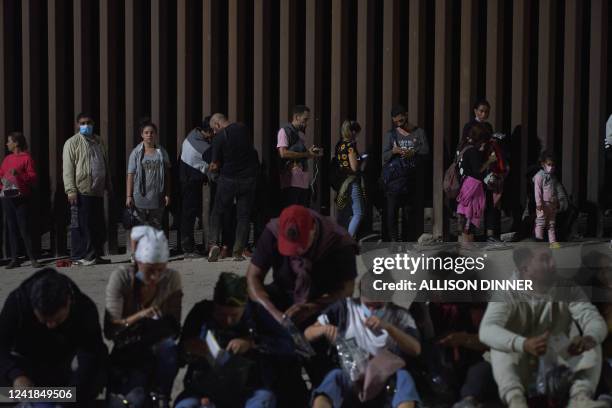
[
  {"xmin": 135, "ymin": 271, "xmax": 145, "ymax": 282},
  {"xmin": 79, "ymin": 125, "xmax": 93, "ymax": 136}
]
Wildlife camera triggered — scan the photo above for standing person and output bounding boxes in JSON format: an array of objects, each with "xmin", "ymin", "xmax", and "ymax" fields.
[
  {"xmin": 533, "ymin": 151, "xmax": 561, "ymax": 248},
  {"xmin": 0, "ymin": 268, "xmax": 108, "ymax": 407},
  {"xmin": 333, "ymin": 120, "xmax": 365, "ymax": 237},
  {"xmin": 62, "ymin": 112, "xmax": 111, "ymax": 266},
  {"xmin": 105, "ymin": 226, "xmax": 182, "ymax": 408},
  {"xmin": 126, "ymin": 120, "xmax": 171, "ymax": 259},
  {"xmin": 381, "ymin": 105, "xmax": 430, "ymax": 242},
  {"xmin": 456, "ymin": 124, "xmax": 497, "ymax": 242},
  {"xmin": 207, "ymin": 113, "xmax": 260, "ymax": 262},
  {"xmin": 180, "ymin": 117, "xmax": 215, "ymax": 258},
  {"xmin": 277, "ymin": 105, "xmax": 323, "ymax": 209},
  {"xmin": 460, "ymin": 100, "xmax": 508, "ymax": 242},
  {"xmin": 0, "ymin": 132, "xmax": 40, "ymax": 268}
]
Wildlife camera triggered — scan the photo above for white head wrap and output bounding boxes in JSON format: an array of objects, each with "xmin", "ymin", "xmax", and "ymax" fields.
[{"xmin": 131, "ymin": 226, "xmax": 169, "ymax": 264}]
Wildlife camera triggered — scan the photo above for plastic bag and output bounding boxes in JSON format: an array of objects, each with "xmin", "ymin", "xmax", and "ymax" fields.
[
  {"xmin": 336, "ymin": 337, "xmax": 369, "ymax": 382},
  {"xmin": 534, "ymin": 333, "xmax": 573, "ymax": 397}
]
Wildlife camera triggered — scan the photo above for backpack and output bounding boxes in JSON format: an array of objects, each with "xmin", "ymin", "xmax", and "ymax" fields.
[{"xmin": 443, "ymin": 145, "xmax": 472, "ymax": 199}]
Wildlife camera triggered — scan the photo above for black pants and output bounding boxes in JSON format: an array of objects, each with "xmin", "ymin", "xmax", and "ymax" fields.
[
  {"xmin": 386, "ymin": 192, "xmax": 417, "ymax": 242},
  {"xmin": 280, "ymin": 186, "xmax": 310, "ymax": 209},
  {"xmin": 70, "ymin": 194, "xmax": 106, "ymax": 261},
  {"xmin": 484, "ymin": 190, "xmax": 501, "ymax": 237},
  {"xmin": 0, "ymin": 350, "xmax": 106, "ymax": 407},
  {"xmin": 180, "ymin": 180, "xmax": 204, "ymax": 253},
  {"xmin": 460, "ymin": 360, "xmax": 498, "ymax": 401},
  {"xmin": 2, "ymin": 197, "xmax": 35, "ymax": 261},
  {"xmin": 209, "ymin": 176, "xmax": 257, "ymax": 255}
]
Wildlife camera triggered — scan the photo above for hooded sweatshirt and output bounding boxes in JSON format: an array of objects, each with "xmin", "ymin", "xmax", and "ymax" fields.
[{"xmin": 0, "ymin": 269, "xmax": 107, "ymax": 384}]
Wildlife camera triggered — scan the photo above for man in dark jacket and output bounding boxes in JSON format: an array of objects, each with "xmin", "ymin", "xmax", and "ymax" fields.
[
  {"xmin": 0, "ymin": 268, "xmax": 107, "ymax": 406},
  {"xmin": 180, "ymin": 117, "xmax": 215, "ymax": 258}
]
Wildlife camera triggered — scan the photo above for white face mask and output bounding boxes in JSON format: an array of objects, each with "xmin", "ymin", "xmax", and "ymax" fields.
[{"xmin": 544, "ymin": 165, "xmax": 554, "ymax": 173}]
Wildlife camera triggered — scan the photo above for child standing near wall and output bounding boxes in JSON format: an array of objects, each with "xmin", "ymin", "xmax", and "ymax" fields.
[{"xmin": 533, "ymin": 151, "xmax": 561, "ymax": 248}]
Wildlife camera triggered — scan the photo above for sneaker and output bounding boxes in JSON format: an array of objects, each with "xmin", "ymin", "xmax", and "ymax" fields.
[
  {"xmin": 6, "ymin": 259, "xmax": 21, "ymax": 269},
  {"xmin": 550, "ymin": 242, "xmax": 561, "ymax": 249},
  {"xmin": 508, "ymin": 395, "xmax": 528, "ymax": 408},
  {"xmin": 220, "ymin": 245, "xmax": 231, "ymax": 259},
  {"xmin": 568, "ymin": 392, "xmax": 609, "ymax": 408},
  {"xmin": 452, "ymin": 397, "xmax": 479, "ymax": 408},
  {"xmin": 72, "ymin": 258, "xmax": 96, "ymax": 266},
  {"xmin": 208, "ymin": 245, "xmax": 220, "ymax": 262},
  {"xmin": 486, "ymin": 236, "xmax": 502, "ymax": 243},
  {"xmin": 30, "ymin": 260, "xmax": 42, "ymax": 268},
  {"xmin": 233, "ymin": 254, "xmax": 246, "ymax": 262}
]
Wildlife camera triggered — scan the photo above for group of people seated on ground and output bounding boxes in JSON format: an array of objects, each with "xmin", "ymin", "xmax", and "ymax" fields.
[{"xmin": 1, "ymin": 205, "xmax": 612, "ymax": 408}]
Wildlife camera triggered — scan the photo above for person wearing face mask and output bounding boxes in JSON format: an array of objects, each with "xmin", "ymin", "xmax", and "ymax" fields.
[
  {"xmin": 0, "ymin": 268, "xmax": 108, "ymax": 407},
  {"xmin": 456, "ymin": 124, "xmax": 497, "ymax": 242},
  {"xmin": 305, "ymin": 271, "xmax": 421, "ymax": 408},
  {"xmin": 533, "ymin": 151, "xmax": 562, "ymax": 248},
  {"xmin": 277, "ymin": 105, "xmax": 324, "ymax": 209},
  {"xmin": 0, "ymin": 132, "xmax": 40, "ymax": 268},
  {"xmin": 105, "ymin": 226, "xmax": 183, "ymax": 408},
  {"xmin": 62, "ymin": 112, "xmax": 112, "ymax": 266},
  {"xmin": 174, "ymin": 272, "xmax": 276, "ymax": 408}
]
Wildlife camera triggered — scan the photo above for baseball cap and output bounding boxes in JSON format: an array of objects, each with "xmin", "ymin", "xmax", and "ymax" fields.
[{"xmin": 278, "ymin": 205, "xmax": 315, "ymax": 256}]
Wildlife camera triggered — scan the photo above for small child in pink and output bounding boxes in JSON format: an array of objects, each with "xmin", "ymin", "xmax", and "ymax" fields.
[{"xmin": 533, "ymin": 151, "xmax": 560, "ymax": 248}]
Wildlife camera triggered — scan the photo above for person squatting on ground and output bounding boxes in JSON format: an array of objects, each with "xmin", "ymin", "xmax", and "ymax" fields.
[
  {"xmin": 180, "ymin": 117, "xmax": 215, "ymax": 258},
  {"xmin": 62, "ymin": 112, "xmax": 112, "ymax": 266},
  {"xmin": 206, "ymin": 113, "xmax": 260, "ymax": 262},
  {"xmin": 533, "ymin": 150, "xmax": 562, "ymax": 249},
  {"xmin": 456, "ymin": 123, "xmax": 497, "ymax": 243},
  {"xmin": 305, "ymin": 272, "xmax": 421, "ymax": 408},
  {"xmin": 381, "ymin": 105, "xmax": 429, "ymax": 242},
  {"xmin": 0, "ymin": 268, "xmax": 108, "ymax": 407},
  {"xmin": 277, "ymin": 105, "xmax": 324, "ymax": 209},
  {"xmin": 126, "ymin": 120, "xmax": 172, "ymax": 257},
  {"xmin": 175, "ymin": 272, "xmax": 276, "ymax": 408},
  {"xmin": 333, "ymin": 120, "xmax": 366, "ymax": 238},
  {"xmin": 0, "ymin": 131, "xmax": 41, "ymax": 268},
  {"xmin": 105, "ymin": 226, "xmax": 182, "ymax": 408},
  {"xmin": 479, "ymin": 245, "xmax": 607, "ymax": 408}
]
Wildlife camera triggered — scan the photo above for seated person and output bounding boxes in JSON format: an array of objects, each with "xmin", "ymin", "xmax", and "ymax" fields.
[
  {"xmin": 175, "ymin": 272, "xmax": 276, "ymax": 408},
  {"xmin": 305, "ymin": 272, "xmax": 421, "ymax": 408},
  {"xmin": 479, "ymin": 245, "xmax": 608, "ymax": 408},
  {"xmin": 0, "ymin": 268, "xmax": 107, "ymax": 407},
  {"xmin": 105, "ymin": 226, "xmax": 183, "ymax": 408}
]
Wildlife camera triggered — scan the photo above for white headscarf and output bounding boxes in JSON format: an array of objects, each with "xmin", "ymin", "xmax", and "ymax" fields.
[{"xmin": 131, "ymin": 226, "xmax": 169, "ymax": 264}]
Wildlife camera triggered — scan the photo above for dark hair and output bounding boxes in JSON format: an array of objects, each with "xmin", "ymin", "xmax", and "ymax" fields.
[
  {"xmin": 467, "ymin": 123, "xmax": 491, "ymax": 145},
  {"xmin": 8, "ymin": 132, "xmax": 28, "ymax": 151},
  {"xmin": 200, "ymin": 116, "xmax": 212, "ymax": 132},
  {"xmin": 76, "ymin": 112, "xmax": 93, "ymax": 123},
  {"xmin": 138, "ymin": 118, "xmax": 158, "ymax": 135},
  {"xmin": 213, "ymin": 272, "xmax": 247, "ymax": 307},
  {"xmin": 30, "ymin": 269, "xmax": 73, "ymax": 317},
  {"xmin": 292, "ymin": 105, "xmax": 310, "ymax": 116},
  {"xmin": 539, "ymin": 150, "xmax": 555, "ymax": 163},
  {"xmin": 391, "ymin": 105, "xmax": 406, "ymax": 118},
  {"xmin": 472, "ymin": 99, "xmax": 491, "ymax": 110},
  {"xmin": 512, "ymin": 247, "xmax": 533, "ymax": 272}
]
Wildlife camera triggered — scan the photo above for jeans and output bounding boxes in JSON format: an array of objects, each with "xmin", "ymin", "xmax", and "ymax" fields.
[
  {"xmin": 209, "ymin": 176, "xmax": 256, "ymax": 255},
  {"xmin": 312, "ymin": 368, "xmax": 420, "ymax": 408},
  {"xmin": 70, "ymin": 194, "xmax": 106, "ymax": 261},
  {"xmin": 280, "ymin": 186, "xmax": 310, "ymax": 209},
  {"xmin": 348, "ymin": 182, "xmax": 364, "ymax": 236},
  {"xmin": 180, "ymin": 180, "xmax": 204, "ymax": 252},
  {"xmin": 109, "ymin": 338, "xmax": 179, "ymax": 405},
  {"xmin": 2, "ymin": 197, "xmax": 35, "ymax": 260},
  {"xmin": 386, "ymin": 192, "xmax": 417, "ymax": 242},
  {"xmin": 174, "ymin": 389, "xmax": 276, "ymax": 408}
]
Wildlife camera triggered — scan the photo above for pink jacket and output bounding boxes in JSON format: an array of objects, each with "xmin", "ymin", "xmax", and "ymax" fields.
[{"xmin": 533, "ymin": 169, "xmax": 558, "ymax": 207}]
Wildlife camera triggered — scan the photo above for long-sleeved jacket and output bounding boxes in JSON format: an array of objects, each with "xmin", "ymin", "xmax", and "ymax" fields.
[
  {"xmin": 179, "ymin": 128, "xmax": 212, "ymax": 184},
  {"xmin": 533, "ymin": 169, "xmax": 559, "ymax": 208},
  {"xmin": 0, "ymin": 269, "xmax": 107, "ymax": 384},
  {"xmin": 62, "ymin": 132, "xmax": 112, "ymax": 196},
  {"xmin": 479, "ymin": 297, "xmax": 607, "ymax": 354},
  {"xmin": 0, "ymin": 151, "xmax": 37, "ymax": 196}
]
